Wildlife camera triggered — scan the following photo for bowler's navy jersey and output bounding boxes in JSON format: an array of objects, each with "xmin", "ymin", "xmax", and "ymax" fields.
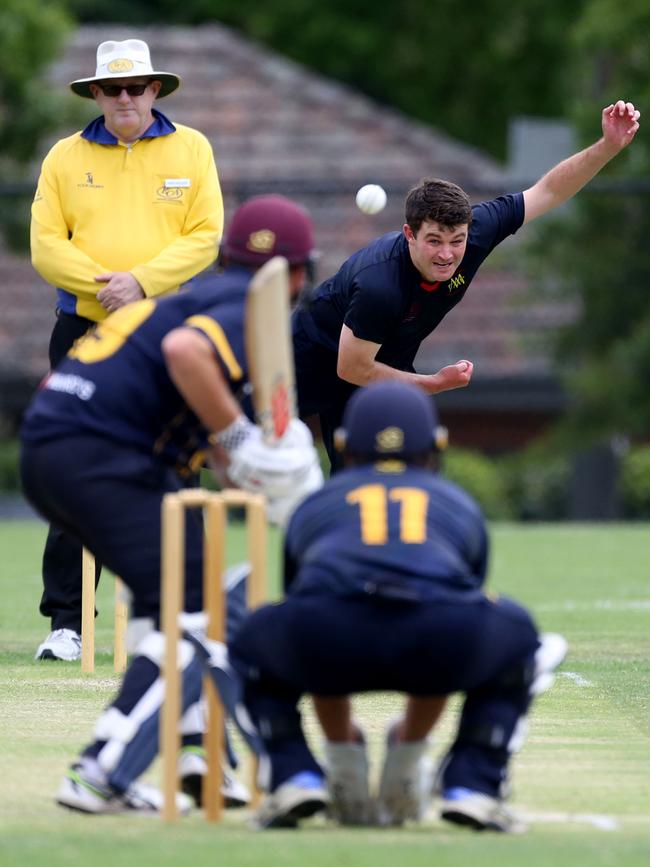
[
  {"xmin": 296, "ymin": 193, "xmax": 524, "ymax": 371},
  {"xmin": 284, "ymin": 461, "xmax": 488, "ymax": 602},
  {"xmin": 21, "ymin": 266, "xmax": 253, "ymax": 474}
]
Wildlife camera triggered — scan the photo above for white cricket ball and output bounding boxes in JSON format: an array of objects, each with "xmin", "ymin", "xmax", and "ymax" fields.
[{"xmin": 355, "ymin": 184, "xmax": 387, "ymax": 215}]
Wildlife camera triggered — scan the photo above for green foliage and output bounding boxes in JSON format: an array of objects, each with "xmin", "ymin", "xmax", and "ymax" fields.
[
  {"xmin": 0, "ymin": 0, "xmax": 82, "ymax": 247},
  {"xmin": 563, "ymin": 319, "xmax": 650, "ymax": 442},
  {"xmin": 0, "ymin": 439, "xmax": 20, "ymax": 491},
  {"xmin": 527, "ymin": 190, "xmax": 650, "ymax": 447},
  {"xmin": 572, "ymin": 0, "xmax": 650, "ymax": 113},
  {"xmin": 438, "ymin": 439, "xmax": 577, "ymax": 522},
  {"xmin": 620, "ymin": 445, "xmax": 650, "ymax": 518},
  {"xmin": 0, "ymin": 0, "xmax": 74, "ymax": 164},
  {"xmin": 500, "ymin": 448, "xmax": 571, "ymax": 521},
  {"xmin": 521, "ymin": 0, "xmax": 650, "ymax": 446},
  {"xmin": 442, "ymin": 447, "xmax": 513, "ymax": 519},
  {"xmin": 443, "ymin": 445, "xmax": 573, "ymax": 522}
]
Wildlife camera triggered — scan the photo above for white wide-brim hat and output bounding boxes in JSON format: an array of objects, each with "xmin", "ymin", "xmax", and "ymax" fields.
[{"xmin": 69, "ymin": 38, "xmax": 181, "ymax": 99}]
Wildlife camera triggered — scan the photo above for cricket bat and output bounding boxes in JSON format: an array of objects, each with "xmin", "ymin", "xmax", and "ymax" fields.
[{"xmin": 245, "ymin": 256, "xmax": 296, "ymax": 443}]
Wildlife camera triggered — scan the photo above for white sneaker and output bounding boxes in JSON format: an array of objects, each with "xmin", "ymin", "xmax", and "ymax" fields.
[
  {"xmin": 323, "ymin": 740, "xmax": 374, "ymax": 825},
  {"xmin": 253, "ymin": 772, "xmax": 329, "ymax": 829},
  {"xmin": 377, "ymin": 725, "xmax": 433, "ymax": 826},
  {"xmin": 178, "ymin": 746, "xmax": 251, "ymax": 808},
  {"xmin": 57, "ymin": 763, "xmax": 192, "ymax": 816},
  {"xmin": 35, "ymin": 629, "xmax": 82, "ymax": 661},
  {"xmin": 439, "ymin": 787, "xmax": 526, "ymax": 833}
]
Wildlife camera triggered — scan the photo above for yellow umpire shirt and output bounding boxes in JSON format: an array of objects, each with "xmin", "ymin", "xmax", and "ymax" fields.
[{"xmin": 30, "ymin": 110, "xmax": 223, "ymax": 321}]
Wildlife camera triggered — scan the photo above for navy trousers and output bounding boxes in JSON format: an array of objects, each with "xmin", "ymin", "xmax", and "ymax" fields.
[
  {"xmin": 21, "ymin": 434, "xmax": 204, "ymax": 620},
  {"xmin": 39, "ymin": 312, "xmax": 99, "ymax": 631},
  {"xmin": 230, "ymin": 593, "xmax": 540, "ymax": 794}
]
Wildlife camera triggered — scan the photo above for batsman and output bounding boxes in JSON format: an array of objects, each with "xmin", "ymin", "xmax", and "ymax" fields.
[{"xmin": 19, "ymin": 195, "xmax": 323, "ymax": 814}]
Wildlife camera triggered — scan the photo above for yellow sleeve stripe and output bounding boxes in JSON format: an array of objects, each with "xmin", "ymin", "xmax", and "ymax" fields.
[{"xmin": 185, "ymin": 315, "xmax": 243, "ymax": 381}]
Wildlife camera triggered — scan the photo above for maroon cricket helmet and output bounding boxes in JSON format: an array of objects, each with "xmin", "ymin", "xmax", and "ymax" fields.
[{"xmin": 223, "ymin": 194, "xmax": 315, "ymax": 266}]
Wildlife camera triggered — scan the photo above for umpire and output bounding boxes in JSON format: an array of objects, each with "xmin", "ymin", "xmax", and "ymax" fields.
[
  {"xmin": 31, "ymin": 38, "xmax": 223, "ymax": 661},
  {"xmin": 229, "ymin": 381, "xmax": 567, "ymax": 831}
]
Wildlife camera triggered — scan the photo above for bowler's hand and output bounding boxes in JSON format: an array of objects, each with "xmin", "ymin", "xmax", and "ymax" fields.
[
  {"xmin": 96, "ymin": 271, "xmax": 145, "ymax": 312},
  {"xmin": 425, "ymin": 359, "xmax": 474, "ymax": 394},
  {"xmin": 602, "ymin": 100, "xmax": 640, "ymax": 152}
]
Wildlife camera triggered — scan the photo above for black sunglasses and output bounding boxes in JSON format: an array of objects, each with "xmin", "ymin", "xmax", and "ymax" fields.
[{"xmin": 97, "ymin": 82, "xmax": 150, "ymax": 97}]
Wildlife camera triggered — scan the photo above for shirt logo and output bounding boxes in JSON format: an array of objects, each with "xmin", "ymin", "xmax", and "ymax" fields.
[
  {"xmin": 156, "ymin": 185, "xmax": 183, "ymax": 200},
  {"xmin": 44, "ymin": 372, "xmax": 96, "ymax": 401},
  {"xmin": 164, "ymin": 178, "xmax": 191, "ymax": 188},
  {"xmin": 448, "ymin": 273, "xmax": 466, "ymax": 292},
  {"xmin": 78, "ymin": 172, "xmax": 103, "ymax": 189},
  {"xmin": 107, "ymin": 59, "xmax": 134, "ymax": 73}
]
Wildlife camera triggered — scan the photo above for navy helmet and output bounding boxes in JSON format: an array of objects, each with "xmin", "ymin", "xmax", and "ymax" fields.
[{"xmin": 335, "ymin": 382, "xmax": 448, "ymax": 461}]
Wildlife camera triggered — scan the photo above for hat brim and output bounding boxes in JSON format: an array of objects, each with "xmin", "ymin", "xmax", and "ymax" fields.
[{"xmin": 69, "ymin": 72, "xmax": 181, "ymax": 99}]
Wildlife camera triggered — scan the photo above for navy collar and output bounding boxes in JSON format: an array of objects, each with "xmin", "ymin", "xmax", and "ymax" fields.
[{"xmin": 81, "ymin": 108, "xmax": 176, "ymax": 144}]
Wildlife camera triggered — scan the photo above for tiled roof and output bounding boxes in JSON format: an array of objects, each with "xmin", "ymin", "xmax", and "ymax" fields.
[
  {"xmin": 0, "ymin": 23, "xmax": 570, "ymax": 397},
  {"xmin": 0, "ymin": 247, "xmax": 53, "ymax": 382}
]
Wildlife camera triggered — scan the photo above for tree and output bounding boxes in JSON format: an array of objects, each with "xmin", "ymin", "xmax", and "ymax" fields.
[
  {"xmin": 0, "ymin": 0, "xmax": 77, "ymax": 247},
  {"xmin": 525, "ymin": 0, "xmax": 650, "ymax": 443}
]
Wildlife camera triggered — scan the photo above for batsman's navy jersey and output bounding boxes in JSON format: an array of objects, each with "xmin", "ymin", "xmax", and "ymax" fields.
[
  {"xmin": 294, "ymin": 194, "xmax": 524, "ymax": 413},
  {"xmin": 21, "ymin": 266, "xmax": 252, "ymax": 474},
  {"xmin": 283, "ymin": 460, "xmax": 488, "ymax": 601}
]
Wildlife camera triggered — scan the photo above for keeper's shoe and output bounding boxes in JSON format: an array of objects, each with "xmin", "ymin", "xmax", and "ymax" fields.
[
  {"xmin": 323, "ymin": 739, "xmax": 374, "ymax": 826},
  {"xmin": 57, "ymin": 763, "xmax": 192, "ymax": 816},
  {"xmin": 178, "ymin": 746, "xmax": 251, "ymax": 808},
  {"xmin": 253, "ymin": 772, "xmax": 329, "ymax": 829},
  {"xmin": 439, "ymin": 787, "xmax": 526, "ymax": 833},
  {"xmin": 35, "ymin": 629, "xmax": 82, "ymax": 661},
  {"xmin": 376, "ymin": 723, "xmax": 433, "ymax": 826}
]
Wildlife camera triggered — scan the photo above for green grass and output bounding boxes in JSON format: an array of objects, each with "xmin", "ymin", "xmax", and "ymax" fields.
[{"xmin": 1, "ymin": 515, "xmax": 650, "ymax": 866}]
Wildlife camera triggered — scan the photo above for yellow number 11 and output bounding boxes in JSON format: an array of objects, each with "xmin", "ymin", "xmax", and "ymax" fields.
[{"xmin": 346, "ymin": 484, "xmax": 429, "ymax": 545}]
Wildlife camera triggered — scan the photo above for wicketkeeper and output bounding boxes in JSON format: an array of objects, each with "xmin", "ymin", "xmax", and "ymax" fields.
[
  {"xmin": 20, "ymin": 195, "xmax": 323, "ymax": 814},
  {"xmin": 229, "ymin": 381, "xmax": 567, "ymax": 830}
]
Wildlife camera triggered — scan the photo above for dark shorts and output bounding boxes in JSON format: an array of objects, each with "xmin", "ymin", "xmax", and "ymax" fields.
[{"xmin": 231, "ymin": 593, "xmax": 540, "ymax": 696}]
